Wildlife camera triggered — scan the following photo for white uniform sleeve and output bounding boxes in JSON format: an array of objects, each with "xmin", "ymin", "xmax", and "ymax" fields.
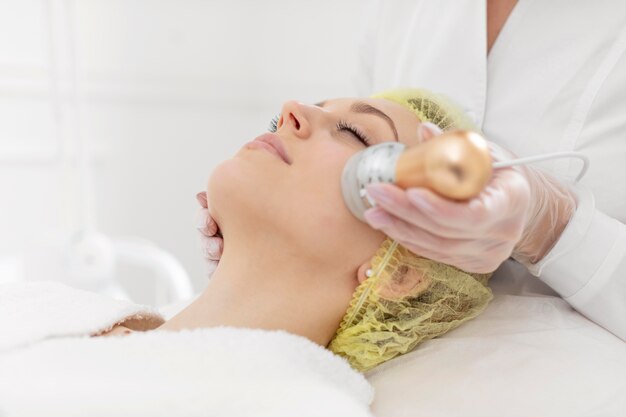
[{"xmin": 530, "ymin": 185, "xmax": 626, "ymax": 341}]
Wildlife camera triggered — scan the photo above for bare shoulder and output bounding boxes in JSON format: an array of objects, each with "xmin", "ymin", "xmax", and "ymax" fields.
[{"xmin": 96, "ymin": 325, "xmax": 135, "ymax": 337}]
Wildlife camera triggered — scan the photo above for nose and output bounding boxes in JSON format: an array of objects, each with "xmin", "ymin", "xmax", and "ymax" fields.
[{"xmin": 277, "ymin": 100, "xmax": 321, "ymax": 139}]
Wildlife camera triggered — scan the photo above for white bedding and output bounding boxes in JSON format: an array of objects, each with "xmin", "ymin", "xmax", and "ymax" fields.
[
  {"xmin": 0, "ymin": 282, "xmax": 373, "ymax": 417},
  {"xmin": 1, "ymin": 267, "xmax": 624, "ymax": 417},
  {"xmin": 366, "ymin": 262, "xmax": 626, "ymax": 417}
]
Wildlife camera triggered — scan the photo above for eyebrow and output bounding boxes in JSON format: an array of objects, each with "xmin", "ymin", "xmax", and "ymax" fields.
[{"xmin": 314, "ymin": 100, "xmax": 398, "ymax": 141}]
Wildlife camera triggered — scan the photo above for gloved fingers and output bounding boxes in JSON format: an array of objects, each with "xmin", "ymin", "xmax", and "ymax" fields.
[
  {"xmin": 409, "ymin": 187, "xmax": 497, "ymax": 228},
  {"xmin": 366, "ymin": 182, "xmax": 499, "ymax": 233},
  {"xmin": 405, "ymin": 166, "xmax": 530, "ymax": 230},
  {"xmin": 195, "ymin": 190, "xmax": 222, "ymax": 278},
  {"xmin": 364, "ymin": 206, "xmax": 479, "ymax": 255},
  {"xmin": 206, "ymin": 259, "xmax": 219, "ymax": 277},
  {"xmin": 394, "ymin": 229, "xmax": 511, "ymax": 274},
  {"xmin": 196, "ymin": 192, "xmax": 208, "ymax": 208},
  {"xmin": 195, "ymin": 207, "xmax": 218, "ymax": 236},
  {"xmin": 199, "ymin": 233, "xmax": 224, "ymax": 261},
  {"xmin": 364, "ymin": 183, "xmax": 478, "ymax": 239},
  {"xmin": 484, "ymin": 167, "xmax": 533, "ymax": 218},
  {"xmin": 416, "ymin": 121, "xmax": 443, "ymax": 142},
  {"xmin": 364, "ymin": 171, "xmax": 529, "ymax": 241}
]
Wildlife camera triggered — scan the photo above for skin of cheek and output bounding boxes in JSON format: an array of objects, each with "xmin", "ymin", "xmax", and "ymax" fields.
[{"xmin": 276, "ymin": 140, "xmax": 386, "ymax": 270}]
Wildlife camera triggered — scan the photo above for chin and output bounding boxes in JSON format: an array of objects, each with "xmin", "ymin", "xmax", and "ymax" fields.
[
  {"xmin": 206, "ymin": 158, "xmax": 247, "ymax": 229},
  {"xmin": 207, "ymin": 156, "xmax": 281, "ymax": 237}
]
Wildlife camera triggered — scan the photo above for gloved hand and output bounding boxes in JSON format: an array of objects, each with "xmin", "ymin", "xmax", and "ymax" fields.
[
  {"xmin": 363, "ymin": 124, "xmax": 576, "ymax": 274},
  {"xmin": 195, "ymin": 192, "xmax": 223, "ymax": 276},
  {"xmin": 510, "ymin": 163, "xmax": 577, "ymax": 271}
]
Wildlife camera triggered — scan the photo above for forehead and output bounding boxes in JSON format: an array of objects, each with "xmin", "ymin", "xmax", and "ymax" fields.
[{"xmin": 319, "ymin": 97, "xmax": 421, "ymax": 145}]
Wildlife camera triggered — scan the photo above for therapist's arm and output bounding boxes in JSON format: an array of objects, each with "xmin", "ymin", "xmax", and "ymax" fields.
[
  {"xmin": 521, "ymin": 183, "xmax": 626, "ymax": 342},
  {"xmin": 513, "ymin": 49, "xmax": 626, "ymax": 341}
]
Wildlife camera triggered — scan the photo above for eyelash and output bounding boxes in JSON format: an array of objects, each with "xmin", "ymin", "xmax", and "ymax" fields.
[
  {"xmin": 267, "ymin": 113, "xmax": 371, "ymax": 147},
  {"xmin": 336, "ymin": 120, "xmax": 370, "ymax": 146},
  {"xmin": 268, "ymin": 113, "xmax": 280, "ymax": 133}
]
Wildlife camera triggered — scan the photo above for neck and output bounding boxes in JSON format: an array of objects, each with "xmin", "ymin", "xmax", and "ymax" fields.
[{"xmin": 159, "ymin": 232, "xmax": 356, "ymax": 346}]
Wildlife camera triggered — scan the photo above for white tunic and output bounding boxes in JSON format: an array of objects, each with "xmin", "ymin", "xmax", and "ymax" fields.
[{"xmin": 355, "ymin": 0, "xmax": 626, "ymax": 340}]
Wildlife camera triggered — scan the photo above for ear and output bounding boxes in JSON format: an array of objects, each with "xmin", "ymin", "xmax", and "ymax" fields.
[
  {"xmin": 377, "ymin": 266, "xmax": 432, "ymax": 301},
  {"xmin": 356, "ymin": 262, "xmax": 372, "ymax": 285},
  {"xmin": 417, "ymin": 122, "xmax": 443, "ymax": 142}
]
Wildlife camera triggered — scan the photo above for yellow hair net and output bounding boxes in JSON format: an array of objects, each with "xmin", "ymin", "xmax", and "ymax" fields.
[
  {"xmin": 371, "ymin": 87, "xmax": 478, "ymax": 132},
  {"xmin": 327, "ymin": 88, "xmax": 493, "ymax": 372}
]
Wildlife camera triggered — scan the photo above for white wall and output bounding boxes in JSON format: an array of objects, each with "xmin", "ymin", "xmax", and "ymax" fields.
[{"xmin": 0, "ymin": 0, "xmax": 364, "ymax": 303}]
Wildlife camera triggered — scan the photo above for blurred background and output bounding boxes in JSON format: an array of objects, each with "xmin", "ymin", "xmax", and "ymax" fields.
[{"xmin": 0, "ymin": 0, "xmax": 364, "ymax": 305}]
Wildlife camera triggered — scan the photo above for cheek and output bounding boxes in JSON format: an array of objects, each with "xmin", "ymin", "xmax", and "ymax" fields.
[
  {"xmin": 281, "ymin": 147, "xmax": 384, "ymax": 264},
  {"xmin": 291, "ymin": 148, "xmax": 348, "ymax": 222}
]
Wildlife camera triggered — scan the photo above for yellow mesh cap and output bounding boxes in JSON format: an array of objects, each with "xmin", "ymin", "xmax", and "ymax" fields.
[
  {"xmin": 327, "ymin": 88, "xmax": 491, "ymax": 372},
  {"xmin": 371, "ymin": 88, "xmax": 478, "ymax": 132},
  {"xmin": 328, "ymin": 238, "xmax": 492, "ymax": 372}
]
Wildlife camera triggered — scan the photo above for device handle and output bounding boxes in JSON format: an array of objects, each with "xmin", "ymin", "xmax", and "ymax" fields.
[{"xmin": 395, "ymin": 130, "xmax": 492, "ymax": 200}]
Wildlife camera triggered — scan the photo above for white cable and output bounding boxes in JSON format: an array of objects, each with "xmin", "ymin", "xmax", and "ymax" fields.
[{"xmin": 492, "ymin": 151, "xmax": 590, "ymax": 183}]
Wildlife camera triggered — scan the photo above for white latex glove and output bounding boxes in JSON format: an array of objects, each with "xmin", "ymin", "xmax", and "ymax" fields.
[
  {"xmin": 363, "ymin": 123, "xmax": 534, "ymax": 274},
  {"xmin": 195, "ymin": 192, "xmax": 223, "ymax": 276},
  {"xmin": 510, "ymin": 162, "xmax": 577, "ymax": 271}
]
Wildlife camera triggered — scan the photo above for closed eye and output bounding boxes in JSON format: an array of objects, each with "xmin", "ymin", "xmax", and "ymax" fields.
[{"xmin": 336, "ymin": 120, "xmax": 371, "ymax": 146}]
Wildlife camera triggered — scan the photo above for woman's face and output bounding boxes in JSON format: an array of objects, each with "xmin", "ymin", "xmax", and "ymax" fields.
[{"xmin": 208, "ymin": 97, "xmax": 421, "ymax": 283}]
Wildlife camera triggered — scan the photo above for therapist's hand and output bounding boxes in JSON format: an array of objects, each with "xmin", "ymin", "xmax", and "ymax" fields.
[
  {"xmin": 363, "ymin": 125, "xmax": 532, "ymax": 274},
  {"xmin": 195, "ymin": 192, "xmax": 223, "ymax": 276}
]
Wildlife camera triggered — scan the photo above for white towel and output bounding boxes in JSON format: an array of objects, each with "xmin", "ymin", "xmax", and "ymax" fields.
[
  {"xmin": 0, "ymin": 281, "xmax": 164, "ymax": 352},
  {"xmin": 0, "ymin": 282, "xmax": 374, "ymax": 417}
]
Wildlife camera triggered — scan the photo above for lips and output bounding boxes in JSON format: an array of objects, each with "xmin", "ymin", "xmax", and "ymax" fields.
[{"xmin": 248, "ymin": 133, "xmax": 292, "ymax": 165}]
